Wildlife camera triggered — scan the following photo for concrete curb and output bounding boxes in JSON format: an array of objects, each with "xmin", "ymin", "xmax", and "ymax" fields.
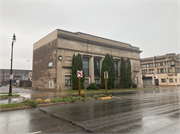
[{"xmin": 0, "ymin": 98, "xmax": 104, "ymax": 112}]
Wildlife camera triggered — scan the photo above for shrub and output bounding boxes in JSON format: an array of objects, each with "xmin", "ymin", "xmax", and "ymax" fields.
[
  {"xmin": 108, "ymin": 94, "xmax": 113, "ymax": 97},
  {"xmin": 80, "ymin": 98, "xmax": 86, "ymax": 101},
  {"xmin": 60, "ymin": 98, "xmax": 64, "ymax": 102},
  {"xmin": 67, "ymin": 98, "xmax": 71, "ymax": 102},
  {"xmin": 115, "ymin": 83, "xmax": 121, "ymax": 89},
  {"xmin": 28, "ymin": 100, "xmax": 37, "ymax": 107},
  {"xmin": 133, "ymin": 83, "xmax": 137, "ymax": 88},
  {"xmin": 96, "ymin": 84, "xmax": 102, "ymax": 89},
  {"xmin": 93, "ymin": 95, "xmax": 99, "ymax": 99},
  {"xmin": 73, "ymin": 97, "xmax": 79, "ymax": 101},
  {"xmin": 87, "ymin": 83, "xmax": 99, "ymax": 90},
  {"xmin": 76, "ymin": 96, "xmax": 82, "ymax": 100},
  {"xmin": 99, "ymin": 94, "xmax": 106, "ymax": 97},
  {"xmin": 63, "ymin": 98, "xmax": 67, "ymax": 102},
  {"xmin": 36, "ymin": 99, "xmax": 43, "ymax": 104},
  {"xmin": 19, "ymin": 97, "xmax": 30, "ymax": 104},
  {"xmin": 86, "ymin": 97, "xmax": 91, "ymax": 100},
  {"xmin": 67, "ymin": 97, "xmax": 73, "ymax": 100},
  {"xmin": 44, "ymin": 99, "xmax": 51, "ymax": 103},
  {"xmin": 70, "ymin": 99, "xmax": 76, "ymax": 103},
  {"xmin": 52, "ymin": 98, "xmax": 60, "ymax": 103},
  {"xmin": 80, "ymin": 92, "xmax": 86, "ymax": 98}
]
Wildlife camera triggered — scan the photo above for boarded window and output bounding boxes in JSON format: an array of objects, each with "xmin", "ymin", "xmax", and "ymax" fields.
[{"xmin": 49, "ymin": 81, "xmax": 54, "ymax": 88}]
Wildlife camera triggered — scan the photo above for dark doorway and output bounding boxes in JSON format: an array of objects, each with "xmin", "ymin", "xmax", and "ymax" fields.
[{"xmin": 155, "ymin": 79, "xmax": 159, "ymax": 86}]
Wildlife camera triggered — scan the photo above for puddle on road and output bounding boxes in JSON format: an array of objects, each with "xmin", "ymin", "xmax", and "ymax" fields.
[{"xmin": 1, "ymin": 87, "xmax": 180, "ymax": 104}]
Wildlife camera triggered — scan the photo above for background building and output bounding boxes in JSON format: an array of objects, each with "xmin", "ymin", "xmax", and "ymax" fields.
[
  {"xmin": 28, "ymin": 72, "xmax": 32, "ymax": 81},
  {"xmin": 0, "ymin": 69, "xmax": 32, "ymax": 86},
  {"xmin": 141, "ymin": 53, "xmax": 180, "ymax": 87},
  {"xmin": 32, "ymin": 29, "xmax": 142, "ymax": 91}
]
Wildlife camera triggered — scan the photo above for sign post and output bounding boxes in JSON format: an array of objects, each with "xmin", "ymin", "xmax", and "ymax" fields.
[
  {"xmin": 104, "ymin": 71, "xmax": 108, "ymax": 96},
  {"xmin": 79, "ymin": 77, "xmax": 81, "ymax": 96},
  {"xmin": 77, "ymin": 70, "xmax": 83, "ymax": 96}
]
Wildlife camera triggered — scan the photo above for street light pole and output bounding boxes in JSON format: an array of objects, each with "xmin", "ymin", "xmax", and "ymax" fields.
[
  {"xmin": 8, "ymin": 34, "xmax": 16, "ymax": 96},
  {"xmin": 166, "ymin": 62, "xmax": 168, "ymax": 87},
  {"xmin": 153, "ymin": 57, "xmax": 156, "ymax": 89}
]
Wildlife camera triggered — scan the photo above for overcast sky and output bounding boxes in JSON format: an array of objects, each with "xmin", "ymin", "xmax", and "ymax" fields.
[{"xmin": 0, "ymin": 0, "xmax": 179, "ymax": 70}]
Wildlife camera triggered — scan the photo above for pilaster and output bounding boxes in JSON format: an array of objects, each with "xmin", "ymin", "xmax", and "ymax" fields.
[{"xmin": 90, "ymin": 56, "xmax": 94, "ymax": 83}]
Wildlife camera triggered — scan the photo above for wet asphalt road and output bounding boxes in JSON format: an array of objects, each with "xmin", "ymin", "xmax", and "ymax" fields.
[
  {"xmin": 1, "ymin": 87, "xmax": 180, "ymax": 133},
  {"xmin": 0, "ymin": 108, "xmax": 87, "ymax": 134}
]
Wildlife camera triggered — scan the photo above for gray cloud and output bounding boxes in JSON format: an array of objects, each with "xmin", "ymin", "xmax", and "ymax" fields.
[{"xmin": 0, "ymin": 0, "xmax": 179, "ymax": 69}]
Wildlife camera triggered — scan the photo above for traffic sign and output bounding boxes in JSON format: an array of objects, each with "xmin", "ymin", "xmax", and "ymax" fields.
[
  {"xmin": 77, "ymin": 70, "xmax": 83, "ymax": 78},
  {"xmin": 104, "ymin": 71, "xmax": 108, "ymax": 79},
  {"xmin": 10, "ymin": 74, "xmax": 13, "ymax": 80}
]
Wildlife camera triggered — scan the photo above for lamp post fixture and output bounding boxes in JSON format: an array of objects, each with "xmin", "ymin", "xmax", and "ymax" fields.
[{"xmin": 8, "ymin": 34, "xmax": 16, "ymax": 96}]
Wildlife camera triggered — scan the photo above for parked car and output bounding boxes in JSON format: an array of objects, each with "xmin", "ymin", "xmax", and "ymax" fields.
[{"xmin": 0, "ymin": 84, "xmax": 2, "ymax": 87}]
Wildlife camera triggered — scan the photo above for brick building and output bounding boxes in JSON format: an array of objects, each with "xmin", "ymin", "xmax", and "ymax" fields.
[
  {"xmin": 0, "ymin": 69, "xmax": 32, "ymax": 86},
  {"xmin": 141, "ymin": 53, "xmax": 180, "ymax": 86},
  {"xmin": 32, "ymin": 29, "xmax": 142, "ymax": 91}
]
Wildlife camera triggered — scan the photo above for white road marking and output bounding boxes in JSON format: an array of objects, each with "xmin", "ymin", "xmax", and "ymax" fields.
[{"xmin": 28, "ymin": 131, "xmax": 41, "ymax": 134}]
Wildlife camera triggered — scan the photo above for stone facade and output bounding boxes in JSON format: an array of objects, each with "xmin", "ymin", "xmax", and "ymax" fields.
[
  {"xmin": 141, "ymin": 53, "xmax": 180, "ymax": 86},
  {"xmin": 32, "ymin": 29, "xmax": 142, "ymax": 91}
]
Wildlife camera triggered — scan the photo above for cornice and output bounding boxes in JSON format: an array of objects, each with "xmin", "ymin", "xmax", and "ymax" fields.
[
  {"xmin": 57, "ymin": 33, "xmax": 142, "ymax": 53},
  {"xmin": 57, "ymin": 47, "xmax": 141, "ymax": 61}
]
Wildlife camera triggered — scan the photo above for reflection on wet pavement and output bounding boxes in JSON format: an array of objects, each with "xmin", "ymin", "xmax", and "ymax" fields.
[
  {"xmin": 1, "ymin": 86, "xmax": 180, "ymax": 104},
  {"xmin": 39, "ymin": 87, "xmax": 180, "ymax": 133},
  {"xmin": 1, "ymin": 86, "xmax": 180, "ymax": 133},
  {"xmin": 0, "ymin": 108, "xmax": 87, "ymax": 134}
]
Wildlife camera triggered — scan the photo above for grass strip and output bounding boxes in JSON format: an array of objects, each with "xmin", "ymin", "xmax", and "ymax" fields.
[
  {"xmin": 0, "ymin": 94, "xmax": 20, "ymax": 98},
  {"xmin": 0, "ymin": 103, "xmax": 25, "ymax": 109},
  {"xmin": 0, "ymin": 92, "xmax": 16, "ymax": 94},
  {"xmin": 59, "ymin": 88, "xmax": 153, "ymax": 94}
]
